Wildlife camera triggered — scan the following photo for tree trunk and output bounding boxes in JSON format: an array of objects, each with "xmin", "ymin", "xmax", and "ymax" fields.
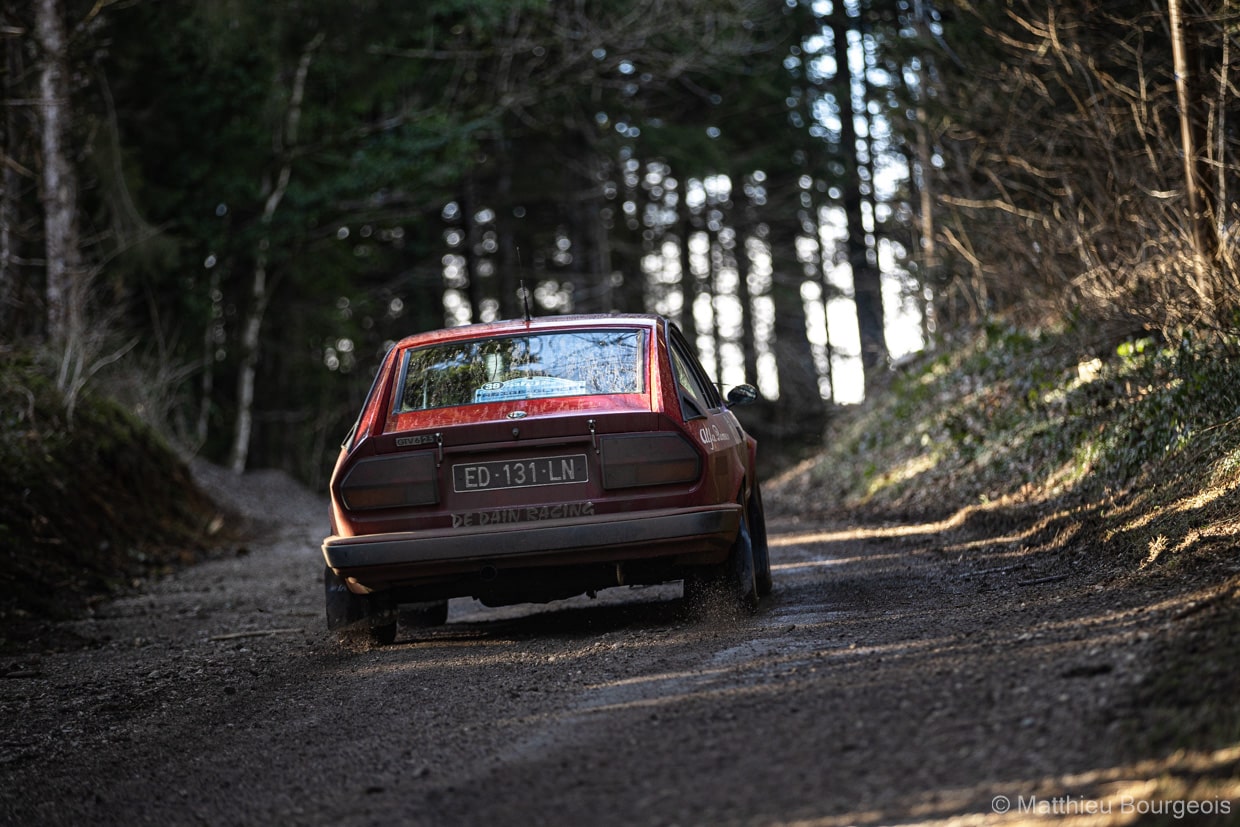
[
  {"xmin": 677, "ymin": 193, "xmax": 700, "ymax": 344},
  {"xmin": 559, "ymin": 143, "xmax": 593, "ymax": 313},
  {"xmin": 460, "ymin": 172, "xmax": 483, "ymax": 323},
  {"xmin": 196, "ymin": 269, "xmax": 221, "ymax": 450},
  {"xmin": 494, "ymin": 138, "xmax": 519, "ymax": 319},
  {"xmin": 808, "ymin": 206, "xmax": 836, "ymax": 403},
  {"xmin": 0, "ymin": 22, "xmax": 19, "ymax": 334},
  {"xmin": 764, "ymin": 172, "xmax": 825, "ymax": 438},
  {"xmin": 587, "ymin": 158, "xmax": 613, "ymax": 311},
  {"xmin": 1168, "ymin": 0, "xmax": 1216, "ymax": 276},
  {"xmin": 34, "ymin": 0, "xmax": 80, "ymax": 354},
  {"xmin": 910, "ymin": 9, "xmax": 941, "ymax": 346},
  {"xmin": 707, "ymin": 190, "xmax": 725, "ymax": 385},
  {"xmin": 615, "ymin": 158, "xmax": 648, "ymax": 315},
  {"xmin": 228, "ymin": 32, "xmax": 323, "ymax": 473},
  {"xmin": 733, "ymin": 229, "xmax": 759, "ymax": 387},
  {"xmin": 828, "ymin": 6, "xmax": 887, "ymax": 392},
  {"xmin": 229, "ymin": 252, "xmax": 267, "ymax": 473},
  {"xmin": 768, "ymin": 259, "xmax": 824, "ymax": 435},
  {"xmin": 796, "ymin": 22, "xmax": 837, "ymax": 404},
  {"xmin": 907, "ymin": 144, "xmax": 935, "ymax": 346}
]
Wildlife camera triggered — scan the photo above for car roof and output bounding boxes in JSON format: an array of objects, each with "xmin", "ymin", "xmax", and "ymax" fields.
[{"xmin": 391, "ymin": 313, "xmax": 668, "ymax": 350}]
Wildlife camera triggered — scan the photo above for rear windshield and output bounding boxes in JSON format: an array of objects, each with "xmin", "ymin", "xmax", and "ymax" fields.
[{"xmin": 395, "ymin": 329, "xmax": 647, "ymax": 413}]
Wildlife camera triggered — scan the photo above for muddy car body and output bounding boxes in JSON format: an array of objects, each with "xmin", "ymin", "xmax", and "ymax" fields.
[{"xmin": 322, "ymin": 313, "xmax": 770, "ymax": 643}]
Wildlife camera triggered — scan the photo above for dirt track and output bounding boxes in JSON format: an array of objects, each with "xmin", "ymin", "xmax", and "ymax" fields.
[{"xmin": 2, "ymin": 466, "xmax": 1236, "ymax": 825}]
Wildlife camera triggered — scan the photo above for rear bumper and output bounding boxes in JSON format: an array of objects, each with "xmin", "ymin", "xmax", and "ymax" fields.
[{"xmin": 322, "ymin": 504, "xmax": 740, "ymax": 589}]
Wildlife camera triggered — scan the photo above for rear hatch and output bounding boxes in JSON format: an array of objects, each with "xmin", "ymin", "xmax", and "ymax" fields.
[{"xmin": 336, "ymin": 407, "xmax": 706, "ymax": 536}]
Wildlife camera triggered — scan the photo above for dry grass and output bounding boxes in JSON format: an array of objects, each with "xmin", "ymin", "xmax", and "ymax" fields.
[{"xmin": 769, "ymin": 322, "xmax": 1240, "ymax": 573}]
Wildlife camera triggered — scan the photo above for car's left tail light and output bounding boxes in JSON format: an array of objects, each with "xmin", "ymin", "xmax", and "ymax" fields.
[{"xmin": 340, "ymin": 452, "xmax": 439, "ymax": 510}]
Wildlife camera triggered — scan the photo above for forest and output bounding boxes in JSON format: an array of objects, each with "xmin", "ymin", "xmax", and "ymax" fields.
[{"xmin": 3, "ymin": 0, "xmax": 1237, "ymax": 489}]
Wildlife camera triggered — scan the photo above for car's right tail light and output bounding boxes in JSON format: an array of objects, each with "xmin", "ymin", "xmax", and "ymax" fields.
[{"xmin": 600, "ymin": 433, "xmax": 701, "ymax": 489}]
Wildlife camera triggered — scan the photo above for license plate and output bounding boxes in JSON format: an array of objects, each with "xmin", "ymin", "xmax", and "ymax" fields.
[{"xmin": 452, "ymin": 454, "xmax": 589, "ymax": 493}]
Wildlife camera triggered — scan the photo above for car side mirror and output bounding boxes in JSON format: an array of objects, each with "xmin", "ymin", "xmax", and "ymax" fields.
[{"xmin": 725, "ymin": 383, "xmax": 757, "ymax": 408}]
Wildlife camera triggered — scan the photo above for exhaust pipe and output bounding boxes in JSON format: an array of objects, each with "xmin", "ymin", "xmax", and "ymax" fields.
[{"xmin": 479, "ymin": 565, "xmax": 498, "ymax": 582}]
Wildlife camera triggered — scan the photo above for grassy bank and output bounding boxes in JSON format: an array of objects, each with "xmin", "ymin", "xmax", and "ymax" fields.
[
  {"xmin": 772, "ymin": 323, "xmax": 1240, "ymax": 573},
  {"xmin": 769, "ymin": 322, "xmax": 1240, "ymax": 776}
]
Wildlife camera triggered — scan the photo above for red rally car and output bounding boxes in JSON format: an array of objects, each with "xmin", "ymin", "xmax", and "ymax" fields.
[{"xmin": 322, "ymin": 313, "xmax": 771, "ymax": 643}]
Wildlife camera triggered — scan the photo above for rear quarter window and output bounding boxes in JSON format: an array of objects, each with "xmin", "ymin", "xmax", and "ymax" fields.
[{"xmin": 668, "ymin": 326, "xmax": 722, "ymax": 419}]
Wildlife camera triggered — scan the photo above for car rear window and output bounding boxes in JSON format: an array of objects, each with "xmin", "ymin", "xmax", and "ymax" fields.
[{"xmin": 395, "ymin": 329, "xmax": 647, "ymax": 413}]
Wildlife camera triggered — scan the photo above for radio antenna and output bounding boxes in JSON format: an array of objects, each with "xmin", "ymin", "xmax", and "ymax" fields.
[
  {"xmin": 519, "ymin": 279, "xmax": 533, "ymax": 322},
  {"xmin": 517, "ymin": 246, "xmax": 534, "ymax": 322}
]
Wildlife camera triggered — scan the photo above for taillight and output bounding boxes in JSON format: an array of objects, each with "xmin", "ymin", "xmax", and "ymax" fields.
[
  {"xmin": 340, "ymin": 452, "xmax": 439, "ymax": 510},
  {"xmin": 600, "ymin": 433, "xmax": 701, "ymax": 489}
]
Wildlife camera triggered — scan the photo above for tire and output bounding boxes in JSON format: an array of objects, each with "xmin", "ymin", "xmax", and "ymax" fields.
[
  {"xmin": 750, "ymin": 484, "xmax": 773, "ymax": 597},
  {"xmin": 684, "ymin": 499, "xmax": 759, "ymax": 615},
  {"xmin": 727, "ymin": 513, "xmax": 760, "ymax": 613}
]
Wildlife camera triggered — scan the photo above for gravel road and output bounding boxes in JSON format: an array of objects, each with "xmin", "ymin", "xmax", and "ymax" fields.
[{"xmin": 1, "ymin": 465, "xmax": 1235, "ymax": 825}]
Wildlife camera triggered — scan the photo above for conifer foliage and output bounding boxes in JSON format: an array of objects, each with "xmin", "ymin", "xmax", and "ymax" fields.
[{"xmin": 2, "ymin": 1, "xmax": 1235, "ymax": 483}]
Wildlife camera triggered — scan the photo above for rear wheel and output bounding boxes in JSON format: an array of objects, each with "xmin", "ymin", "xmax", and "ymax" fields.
[
  {"xmin": 728, "ymin": 514, "xmax": 760, "ymax": 612},
  {"xmin": 684, "ymin": 500, "xmax": 759, "ymax": 615},
  {"xmin": 750, "ymin": 484, "xmax": 772, "ymax": 597}
]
